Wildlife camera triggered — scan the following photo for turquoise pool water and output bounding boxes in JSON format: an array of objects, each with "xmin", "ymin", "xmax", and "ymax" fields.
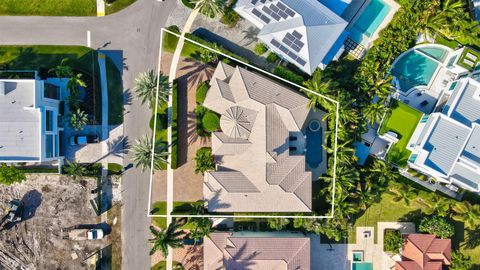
[
  {"xmin": 417, "ymin": 47, "xmax": 448, "ymax": 62},
  {"xmin": 306, "ymin": 124, "xmax": 323, "ymax": 168},
  {"xmin": 349, "ymin": 0, "xmax": 391, "ymax": 43},
  {"xmin": 352, "ymin": 262, "xmax": 374, "ymax": 270},
  {"xmin": 391, "ymin": 50, "xmax": 439, "ymax": 92}
]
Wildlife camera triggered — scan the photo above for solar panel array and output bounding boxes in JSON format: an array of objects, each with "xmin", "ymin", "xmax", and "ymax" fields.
[
  {"xmin": 252, "ymin": 8, "xmax": 271, "ymax": 23},
  {"xmin": 250, "ymin": 0, "xmax": 296, "ymax": 22},
  {"xmin": 270, "ymin": 39, "xmax": 307, "ymax": 66},
  {"xmin": 282, "ymin": 31, "xmax": 304, "ymax": 52}
]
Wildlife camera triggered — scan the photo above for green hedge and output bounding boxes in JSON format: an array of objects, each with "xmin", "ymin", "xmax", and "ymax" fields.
[
  {"xmin": 202, "ymin": 111, "xmax": 220, "ymax": 132},
  {"xmin": 107, "ymin": 163, "xmax": 123, "ymax": 175},
  {"xmin": 171, "ymin": 80, "xmax": 179, "ymax": 169},
  {"xmin": 181, "ymin": 0, "xmax": 194, "ymax": 9},
  {"xmin": 254, "ymin": 43, "xmax": 268, "ymax": 55},
  {"xmin": 221, "ymin": 7, "xmax": 240, "ymax": 28},
  {"xmin": 196, "ymin": 81, "xmax": 210, "ymax": 104},
  {"xmin": 267, "ymin": 52, "xmax": 279, "ymax": 63},
  {"xmin": 273, "ymin": 66, "xmax": 304, "ymax": 85}
]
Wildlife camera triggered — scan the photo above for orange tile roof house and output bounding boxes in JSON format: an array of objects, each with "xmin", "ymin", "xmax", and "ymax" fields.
[{"xmin": 395, "ymin": 234, "xmax": 451, "ymax": 270}]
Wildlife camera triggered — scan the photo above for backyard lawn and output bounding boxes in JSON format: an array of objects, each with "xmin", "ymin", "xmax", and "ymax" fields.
[
  {"xmin": 349, "ymin": 177, "xmax": 480, "ymax": 262},
  {"xmin": 380, "ymin": 100, "xmax": 423, "ymax": 166},
  {"xmin": 0, "ymin": 45, "xmax": 124, "ymax": 125},
  {"xmin": 0, "ymin": 0, "xmax": 96, "ymax": 16},
  {"xmin": 105, "ymin": 0, "xmax": 137, "ymax": 14},
  {"xmin": 150, "ymin": 201, "xmax": 204, "ymax": 229}
]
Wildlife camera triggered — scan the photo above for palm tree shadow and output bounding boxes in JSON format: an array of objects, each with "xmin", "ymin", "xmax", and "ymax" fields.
[
  {"xmin": 462, "ymin": 225, "xmax": 480, "ymax": 249},
  {"xmin": 123, "ymin": 88, "xmax": 133, "ymax": 106},
  {"xmin": 222, "ymin": 241, "xmax": 258, "ymax": 269},
  {"xmin": 179, "ymin": 58, "xmax": 214, "ymax": 88},
  {"xmin": 207, "ymin": 190, "xmax": 231, "ymax": 210},
  {"xmin": 241, "ymin": 26, "xmax": 260, "ymax": 46}
]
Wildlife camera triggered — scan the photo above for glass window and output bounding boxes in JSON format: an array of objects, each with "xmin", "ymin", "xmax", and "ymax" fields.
[
  {"xmin": 45, "ymin": 110, "xmax": 53, "ymax": 132},
  {"xmin": 44, "ymin": 83, "xmax": 60, "ymax": 100},
  {"xmin": 45, "ymin": 135, "xmax": 54, "ymax": 158}
]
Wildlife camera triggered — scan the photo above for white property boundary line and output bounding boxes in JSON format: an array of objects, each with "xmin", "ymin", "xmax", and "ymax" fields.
[{"xmin": 147, "ymin": 28, "xmax": 339, "ymax": 219}]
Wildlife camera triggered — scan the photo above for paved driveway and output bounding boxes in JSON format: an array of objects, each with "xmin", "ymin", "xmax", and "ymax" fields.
[{"xmin": 0, "ymin": 1, "xmax": 178, "ymax": 269}]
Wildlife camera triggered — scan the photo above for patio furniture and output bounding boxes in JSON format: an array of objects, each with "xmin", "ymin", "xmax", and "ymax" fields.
[
  {"xmin": 416, "ymin": 92, "xmax": 422, "ymax": 96},
  {"xmin": 420, "ymin": 100, "xmax": 429, "ymax": 107},
  {"xmin": 289, "ymin": 136, "xmax": 297, "ymax": 141},
  {"xmin": 289, "ymin": 146, "xmax": 297, "ymax": 151},
  {"xmin": 466, "ymin": 52, "xmax": 477, "ymax": 61}
]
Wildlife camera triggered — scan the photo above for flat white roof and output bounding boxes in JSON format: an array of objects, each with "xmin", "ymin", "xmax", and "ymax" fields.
[{"xmin": 0, "ymin": 80, "xmax": 41, "ymax": 161}]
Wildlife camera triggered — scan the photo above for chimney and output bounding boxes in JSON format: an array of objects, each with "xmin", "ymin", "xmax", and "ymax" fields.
[{"xmin": 0, "ymin": 81, "xmax": 5, "ymax": 96}]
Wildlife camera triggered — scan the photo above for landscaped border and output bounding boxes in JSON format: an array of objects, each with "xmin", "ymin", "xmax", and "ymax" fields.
[{"xmin": 147, "ymin": 28, "xmax": 340, "ymax": 219}]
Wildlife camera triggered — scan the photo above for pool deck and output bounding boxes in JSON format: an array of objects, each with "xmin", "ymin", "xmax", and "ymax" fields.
[{"xmin": 311, "ymin": 222, "xmax": 416, "ymax": 270}]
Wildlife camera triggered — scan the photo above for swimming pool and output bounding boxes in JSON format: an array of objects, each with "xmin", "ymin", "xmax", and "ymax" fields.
[
  {"xmin": 417, "ymin": 47, "xmax": 448, "ymax": 62},
  {"xmin": 352, "ymin": 262, "xmax": 374, "ymax": 270},
  {"xmin": 391, "ymin": 50, "xmax": 439, "ymax": 92},
  {"xmin": 306, "ymin": 120, "xmax": 323, "ymax": 168},
  {"xmin": 349, "ymin": 0, "xmax": 391, "ymax": 44}
]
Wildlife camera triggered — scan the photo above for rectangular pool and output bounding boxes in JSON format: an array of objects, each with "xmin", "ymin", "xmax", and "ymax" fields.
[
  {"xmin": 349, "ymin": 0, "xmax": 391, "ymax": 43},
  {"xmin": 352, "ymin": 262, "xmax": 373, "ymax": 270}
]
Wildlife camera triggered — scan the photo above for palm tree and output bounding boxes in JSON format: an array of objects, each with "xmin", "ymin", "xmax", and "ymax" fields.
[
  {"xmin": 417, "ymin": 196, "xmax": 451, "ymax": 217},
  {"xmin": 69, "ymin": 108, "xmax": 89, "ymax": 131},
  {"xmin": 189, "ymin": 217, "xmax": 213, "ymax": 244},
  {"xmin": 451, "ymin": 201, "xmax": 480, "ymax": 229},
  {"xmin": 67, "ymin": 73, "xmax": 87, "ymax": 94},
  {"xmin": 191, "ymin": 0, "xmax": 225, "ymax": 17},
  {"xmin": 131, "ymin": 136, "xmax": 169, "ymax": 172},
  {"xmin": 149, "ymin": 221, "xmax": 185, "ymax": 258},
  {"xmin": 388, "ymin": 182, "xmax": 418, "ymax": 206},
  {"xmin": 363, "ymin": 102, "xmax": 386, "ymax": 125},
  {"xmin": 134, "ymin": 70, "xmax": 169, "ymax": 109},
  {"xmin": 303, "ymin": 80, "xmax": 333, "ymax": 110},
  {"xmin": 63, "ymin": 160, "xmax": 87, "ymax": 179},
  {"xmin": 369, "ymin": 159, "xmax": 398, "ymax": 185},
  {"xmin": 49, "ymin": 58, "xmax": 73, "ymax": 78}
]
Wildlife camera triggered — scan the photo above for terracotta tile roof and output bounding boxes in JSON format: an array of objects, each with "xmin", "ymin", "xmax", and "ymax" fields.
[{"xmin": 395, "ymin": 234, "xmax": 451, "ymax": 270}]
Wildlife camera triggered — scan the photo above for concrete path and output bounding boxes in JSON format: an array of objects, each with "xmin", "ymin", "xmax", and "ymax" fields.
[
  {"xmin": 164, "ymin": 7, "xmax": 199, "ymax": 270},
  {"xmin": 0, "ymin": 1, "xmax": 177, "ymax": 269}
]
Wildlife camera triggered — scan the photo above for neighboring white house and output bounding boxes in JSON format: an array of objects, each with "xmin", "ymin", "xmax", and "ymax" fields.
[
  {"xmin": 0, "ymin": 75, "xmax": 64, "ymax": 164},
  {"xmin": 406, "ymin": 78, "xmax": 480, "ymax": 192},
  {"xmin": 235, "ymin": 0, "xmax": 399, "ymax": 74},
  {"xmin": 235, "ymin": 0, "xmax": 349, "ymax": 74}
]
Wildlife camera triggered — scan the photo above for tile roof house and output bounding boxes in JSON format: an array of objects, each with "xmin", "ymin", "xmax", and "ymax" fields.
[
  {"xmin": 234, "ymin": 0, "xmax": 349, "ymax": 75},
  {"xmin": 406, "ymin": 78, "xmax": 480, "ymax": 192},
  {"xmin": 395, "ymin": 234, "xmax": 451, "ymax": 270},
  {"xmin": 202, "ymin": 62, "xmax": 322, "ymax": 212},
  {"xmin": 204, "ymin": 232, "xmax": 310, "ymax": 270},
  {"xmin": 0, "ymin": 76, "xmax": 63, "ymax": 163}
]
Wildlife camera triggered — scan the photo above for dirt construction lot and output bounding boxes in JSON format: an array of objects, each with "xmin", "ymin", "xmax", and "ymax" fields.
[{"xmin": 0, "ymin": 174, "xmax": 108, "ymax": 270}]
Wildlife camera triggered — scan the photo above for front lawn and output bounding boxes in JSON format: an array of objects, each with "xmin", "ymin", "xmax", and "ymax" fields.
[
  {"xmin": 105, "ymin": 0, "xmax": 137, "ymax": 14},
  {"xmin": 0, "ymin": 0, "xmax": 96, "ymax": 16},
  {"xmin": 380, "ymin": 100, "xmax": 422, "ymax": 166},
  {"xmin": 150, "ymin": 201, "xmax": 204, "ymax": 229}
]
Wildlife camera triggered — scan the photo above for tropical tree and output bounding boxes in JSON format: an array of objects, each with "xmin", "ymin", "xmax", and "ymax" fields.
[
  {"xmin": 194, "ymin": 147, "xmax": 215, "ymax": 175},
  {"xmin": 131, "ymin": 136, "xmax": 169, "ymax": 172},
  {"xmin": 63, "ymin": 160, "xmax": 87, "ymax": 179},
  {"xmin": 388, "ymin": 182, "xmax": 418, "ymax": 206},
  {"xmin": 0, "ymin": 164, "xmax": 26, "ymax": 186},
  {"xmin": 149, "ymin": 221, "xmax": 185, "ymax": 258},
  {"xmin": 383, "ymin": 229, "xmax": 403, "ymax": 253},
  {"xmin": 419, "ymin": 215, "xmax": 454, "ymax": 239},
  {"xmin": 363, "ymin": 102, "xmax": 386, "ymax": 125},
  {"xmin": 267, "ymin": 218, "xmax": 290, "ymax": 231},
  {"xmin": 191, "ymin": 0, "xmax": 225, "ymax": 17},
  {"xmin": 189, "ymin": 217, "xmax": 213, "ymax": 244},
  {"xmin": 49, "ymin": 58, "xmax": 73, "ymax": 78},
  {"xmin": 67, "ymin": 73, "xmax": 87, "ymax": 94},
  {"xmin": 369, "ymin": 159, "xmax": 398, "ymax": 186},
  {"xmin": 69, "ymin": 108, "xmax": 89, "ymax": 131},
  {"xmin": 449, "ymin": 251, "xmax": 473, "ymax": 270},
  {"xmin": 451, "ymin": 201, "xmax": 480, "ymax": 229},
  {"xmin": 134, "ymin": 70, "xmax": 169, "ymax": 109},
  {"xmin": 416, "ymin": 196, "xmax": 451, "ymax": 217},
  {"xmin": 302, "ymin": 78, "xmax": 334, "ymax": 110},
  {"xmin": 199, "ymin": 49, "xmax": 218, "ymax": 64}
]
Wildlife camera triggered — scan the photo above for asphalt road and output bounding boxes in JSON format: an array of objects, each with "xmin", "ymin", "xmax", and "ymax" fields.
[{"xmin": 0, "ymin": 0, "xmax": 177, "ymax": 269}]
